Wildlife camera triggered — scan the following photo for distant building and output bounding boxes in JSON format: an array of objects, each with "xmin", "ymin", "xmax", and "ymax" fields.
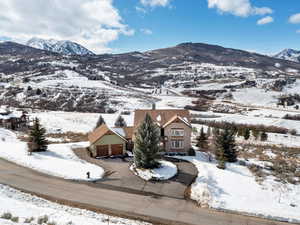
[{"xmin": 0, "ymin": 107, "xmax": 29, "ymax": 130}]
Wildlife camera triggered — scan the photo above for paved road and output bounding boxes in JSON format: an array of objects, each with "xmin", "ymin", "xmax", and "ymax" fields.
[
  {"xmin": 73, "ymin": 148, "xmax": 197, "ymax": 199},
  {"xmin": 0, "ymin": 158, "xmax": 292, "ymax": 225}
]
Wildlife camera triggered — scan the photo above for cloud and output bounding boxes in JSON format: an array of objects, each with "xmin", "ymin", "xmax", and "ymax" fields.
[
  {"xmin": 207, "ymin": 0, "xmax": 273, "ymax": 17},
  {"xmin": 0, "ymin": 0, "xmax": 134, "ymax": 53},
  {"xmin": 297, "ymin": 30, "xmax": 300, "ymax": 34},
  {"xmin": 136, "ymin": 6, "xmax": 147, "ymax": 13},
  {"xmin": 257, "ymin": 16, "xmax": 274, "ymax": 25},
  {"xmin": 140, "ymin": 0, "xmax": 171, "ymax": 7},
  {"xmin": 140, "ymin": 28, "xmax": 153, "ymax": 35},
  {"xmin": 289, "ymin": 13, "xmax": 300, "ymax": 24}
]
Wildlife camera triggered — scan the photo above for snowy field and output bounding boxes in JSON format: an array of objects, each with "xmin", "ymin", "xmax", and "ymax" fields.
[
  {"xmin": 175, "ymin": 152, "xmax": 300, "ymax": 223},
  {"xmin": 31, "ymin": 111, "xmax": 134, "ymax": 133},
  {"xmin": 0, "ymin": 184, "xmax": 150, "ymax": 225},
  {"xmin": 130, "ymin": 160, "xmax": 177, "ymax": 181},
  {"xmin": 0, "ymin": 129, "xmax": 104, "ymax": 181}
]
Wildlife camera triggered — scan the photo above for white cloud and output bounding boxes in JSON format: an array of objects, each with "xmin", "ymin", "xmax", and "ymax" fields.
[
  {"xmin": 136, "ymin": 6, "xmax": 147, "ymax": 13},
  {"xmin": 289, "ymin": 13, "xmax": 300, "ymax": 24},
  {"xmin": 140, "ymin": 28, "xmax": 153, "ymax": 35},
  {"xmin": 257, "ymin": 16, "xmax": 274, "ymax": 25},
  {"xmin": 0, "ymin": 0, "xmax": 134, "ymax": 53},
  {"xmin": 140, "ymin": 0, "xmax": 171, "ymax": 7},
  {"xmin": 207, "ymin": 0, "xmax": 273, "ymax": 17}
]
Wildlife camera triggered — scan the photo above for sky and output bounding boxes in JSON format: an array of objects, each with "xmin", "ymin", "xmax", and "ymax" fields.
[{"xmin": 0, "ymin": 0, "xmax": 300, "ymax": 55}]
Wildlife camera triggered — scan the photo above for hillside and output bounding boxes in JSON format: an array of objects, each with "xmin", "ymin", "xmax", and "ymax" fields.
[{"xmin": 0, "ymin": 41, "xmax": 300, "ymax": 112}]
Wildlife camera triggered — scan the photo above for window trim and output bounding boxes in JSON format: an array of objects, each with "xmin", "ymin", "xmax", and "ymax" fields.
[
  {"xmin": 171, "ymin": 140, "xmax": 184, "ymax": 149},
  {"xmin": 171, "ymin": 129, "xmax": 185, "ymax": 137}
]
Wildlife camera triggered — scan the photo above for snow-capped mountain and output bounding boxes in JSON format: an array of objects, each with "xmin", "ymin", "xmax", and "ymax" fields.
[
  {"xmin": 274, "ymin": 49, "xmax": 300, "ymax": 63},
  {"xmin": 26, "ymin": 38, "xmax": 95, "ymax": 55}
]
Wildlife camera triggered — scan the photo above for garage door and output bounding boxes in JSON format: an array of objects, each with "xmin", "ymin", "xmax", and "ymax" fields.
[
  {"xmin": 96, "ymin": 145, "xmax": 109, "ymax": 157},
  {"xmin": 111, "ymin": 144, "xmax": 123, "ymax": 156}
]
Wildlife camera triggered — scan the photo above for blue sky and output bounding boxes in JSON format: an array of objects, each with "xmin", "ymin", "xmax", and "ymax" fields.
[
  {"xmin": 110, "ymin": 0, "xmax": 300, "ymax": 54},
  {"xmin": 0, "ymin": 0, "xmax": 299, "ymax": 54}
]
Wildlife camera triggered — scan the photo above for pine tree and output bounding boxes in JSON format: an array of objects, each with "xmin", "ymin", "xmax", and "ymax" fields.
[
  {"xmin": 196, "ymin": 127, "xmax": 208, "ymax": 150},
  {"xmin": 28, "ymin": 118, "xmax": 48, "ymax": 152},
  {"xmin": 114, "ymin": 115, "xmax": 127, "ymax": 127},
  {"xmin": 244, "ymin": 128, "xmax": 250, "ymax": 140},
  {"xmin": 95, "ymin": 115, "xmax": 105, "ymax": 129},
  {"xmin": 133, "ymin": 113, "xmax": 161, "ymax": 169},
  {"xmin": 214, "ymin": 127, "xmax": 237, "ymax": 164},
  {"xmin": 261, "ymin": 131, "xmax": 268, "ymax": 141}
]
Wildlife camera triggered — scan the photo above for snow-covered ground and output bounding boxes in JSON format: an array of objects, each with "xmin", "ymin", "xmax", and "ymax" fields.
[
  {"xmin": 31, "ymin": 111, "xmax": 134, "ymax": 133},
  {"xmin": 130, "ymin": 160, "xmax": 177, "ymax": 181},
  {"xmin": 0, "ymin": 129, "xmax": 104, "ymax": 181},
  {"xmin": 0, "ymin": 184, "xmax": 150, "ymax": 225},
  {"xmin": 175, "ymin": 152, "xmax": 300, "ymax": 223}
]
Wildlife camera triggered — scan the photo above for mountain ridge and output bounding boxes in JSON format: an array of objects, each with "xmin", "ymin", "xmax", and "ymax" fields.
[
  {"xmin": 26, "ymin": 37, "xmax": 95, "ymax": 56},
  {"xmin": 274, "ymin": 48, "xmax": 300, "ymax": 63}
]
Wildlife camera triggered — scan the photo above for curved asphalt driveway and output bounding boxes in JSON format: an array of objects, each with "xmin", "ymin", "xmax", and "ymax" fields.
[
  {"xmin": 0, "ymin": 158, "xmax": 293, "ymax": 225},
  {"xmin": 73, "ymin": 148, "xmax": 197, "ymax": 199}
]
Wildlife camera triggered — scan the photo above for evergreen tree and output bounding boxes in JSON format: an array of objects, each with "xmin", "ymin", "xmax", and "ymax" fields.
[
  {"xmin": 114, "ymin": 115, "xmax": 127, "ymax": 127},
  {"xmin": 196, "ymin": 127, "xmax": 208, "ymax": 150},
  {"xmin": 214, "ymin": 127, "xmax": 237, "ymax": 164},
  {"xmin": 133, "ymin": 113, "xmax": 161, "ymax": 169},
  {"xmin": 244, "ymin": 128, "xmax": 250, "ymax": 140},
  {"xmin": 95, "ymin": 115, "xmax": 105, "ymax": 129},
  {"xmin": 28, "ymin": 118, "xmax": 48, "ymax": 152},
  {"xmin": 260, "ymin": 131, "xmax": 268, "ymax": 141}
]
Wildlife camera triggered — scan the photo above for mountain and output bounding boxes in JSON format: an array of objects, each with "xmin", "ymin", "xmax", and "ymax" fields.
[
  {"xmin": 274, "ymin": 49, "xmax": 300, "ymax": 63},
  {"xmin": 0, "ymin": 41, "xmax": 300, "ymax": 113},
  {"xmin": 26, "ymin": 38, "xmax": 95, "ymax": 56}
]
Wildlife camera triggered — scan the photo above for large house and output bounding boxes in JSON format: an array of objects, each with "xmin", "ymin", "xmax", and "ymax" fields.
[
  {"xmin": 0, "ymin": 107, "xmax": 29, "ymax": 130},
  {"xmin": 88, "ymin": 109, "xmax": 192, "ymax": 157}
]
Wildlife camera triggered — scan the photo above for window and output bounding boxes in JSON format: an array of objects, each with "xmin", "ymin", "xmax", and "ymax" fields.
[
  {"xmin": 171, "ymin": 140, "xmax": 184, "ymax": 149},
  {"xmin": 171, "ymin": 129, "xmax": 184, "ymax": 136}
]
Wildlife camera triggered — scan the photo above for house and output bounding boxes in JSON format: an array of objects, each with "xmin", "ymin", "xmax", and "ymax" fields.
[
  {"xmin": 88, "ymin": 109, "xmax": 192, "ymax": 157},
  {"xmin": 0, "ymin": 107, "xmax": 29, "ymax": 130}
]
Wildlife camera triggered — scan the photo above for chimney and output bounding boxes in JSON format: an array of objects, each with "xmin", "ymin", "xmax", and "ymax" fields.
[{"xmin": 152, "ymin": 102, "xmax": 156, "ymax": 110}]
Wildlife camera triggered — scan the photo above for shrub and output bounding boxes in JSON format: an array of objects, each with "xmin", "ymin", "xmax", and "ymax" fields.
[
  {"xmin": 37, "ymin": 215, "xmax": 49, "ymax": 224},
  {"xmin": 1, "ymin": 212, "xmax": 12, "ymax": 220},
  {"xmin": 24, "ymin": 217, "xmax": 35, "ymax": 223},
  {"xmin": 188, "ymin": 148, "xmax": 196, "ymax": 156},
  {"xmin": 11, "ymin": 217, "xmax": 19, "ymax": 223},
  {"xmin": 289, "ymin": 129, "xmax": 297, "ymax": 135},
  {"xmin": 47, "ymin": 221, "xmax": 57, "ymax": 225}
]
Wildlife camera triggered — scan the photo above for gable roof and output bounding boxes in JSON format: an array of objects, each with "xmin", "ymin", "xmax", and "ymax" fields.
[
  {"xmin": 134, "ymin": 109, "xmax": 190, "ymax": 129},
  {"xmin": 88, "ymin": 124, "xmax": 127, "ymax": 145},
  {"xmin": 163, "ymin": 115, "xmax": 192, "ymax": 128}
]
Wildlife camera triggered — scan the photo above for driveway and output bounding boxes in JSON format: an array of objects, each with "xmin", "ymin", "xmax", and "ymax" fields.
[
  {"xmin": 0, "ymin": 158, "xmax": 291, "ymax": 225},
  {"xmin": 73, "ymin": 148, "xmax": 197, "ymax": 199}
]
